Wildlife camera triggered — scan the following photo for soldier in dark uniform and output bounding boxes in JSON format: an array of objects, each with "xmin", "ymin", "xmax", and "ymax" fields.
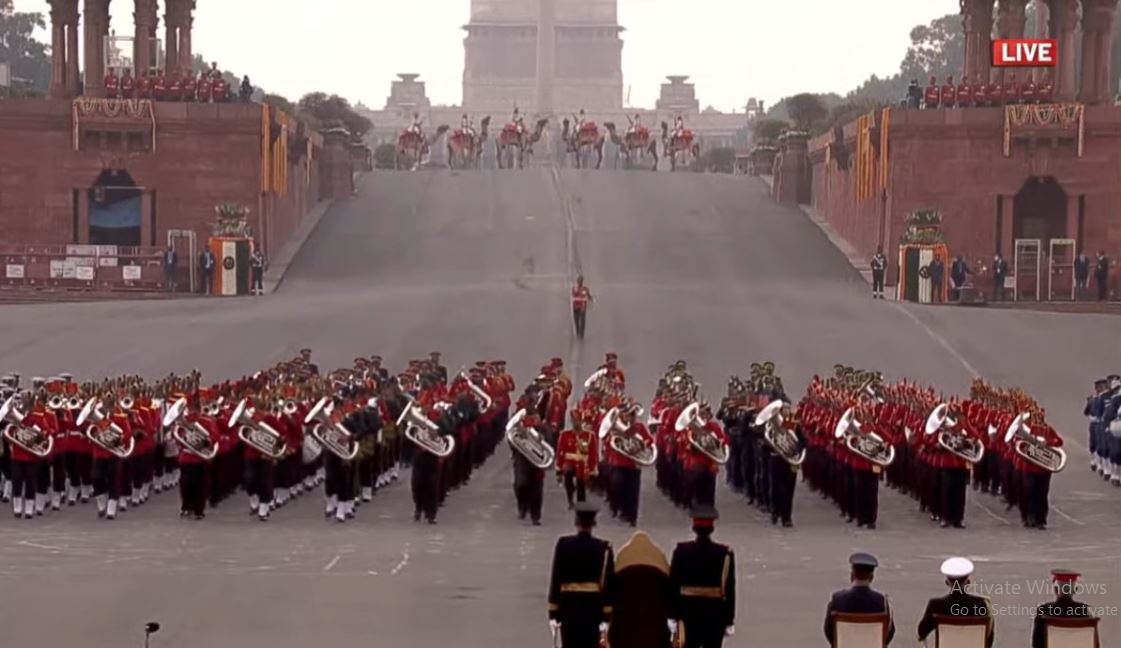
[
  {"xmin": 547, "ymin": 502, "xmax": 615, "ymax": 648},
  {"xmin": 871, "ymin": 246, "xmax": 888, "ymax": 299},
  {"xmin": 1031, "ymin": 569, "xmax": 1095, "ymax": 648},
  {"xmin": 917, "ymin": 557, "xmax": 995, "ymax": 648},
  {"xmin": 768, "ymin": 397, "xmax": 803, "ymax": 527},
  {"xmin": 823, "ymin": 552, "xmax": 895, "ymax": 646},
  {"xmin": 299, "ymin": 348, "xmax": 319, "ymax": 376},
  {"xmin": 428, "ymin": 351, "xmax": 448, "ymax": 386},
  {"xmin": 668, "ymin": 505, "xmax": 736, "ymax": 648}
]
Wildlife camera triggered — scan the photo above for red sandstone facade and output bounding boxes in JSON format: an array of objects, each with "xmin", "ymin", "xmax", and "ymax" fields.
[{"xmin": 770, "ymin": 0, "xmax": 1120, "ymax": 297}]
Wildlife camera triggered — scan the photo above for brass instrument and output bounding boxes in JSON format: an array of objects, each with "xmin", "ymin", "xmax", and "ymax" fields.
[
  {"xmin": 1003, "ymin": 412, "xmax": 1067, "ymax": 473},
  {"xmin": 460, "ymin": 370, "xmax": 494, "ymax": 411},
  {"xmin": 583, "ymin": 367, "xmax": 608, "ymax": 390},
  {"xmin": 398, "ymin": 399, "xmax": 455, "ymax": 457},
  {"xmin": 162, "ymin": 397, "xmax": 218, "ymax": 461},
  {"xmin": 47, "ymin": 394, "xmax": 66, "ymax": 410},
  {"xmin": 305, "ymin": 396, "xmax": 359, "ymax": 460},
  {"xmin": 754, "ymin": 400, "xmax": 804, "ymax": 467},
  {"xmin": 76, "ymin": 398, "xmax": 136, "ymax": 459},
  {"xmin": 505, "ymin": 407, "xmax": 556, "ymax": 469},
  {"xmin": 924, "ymin": 403, "xmax": 984, "ymax": 464},
  {"xmin": 229, "ymin": 398, "xmax": 288, "ymax": 459},
  {"xmin": 833, "ymin": 407, "xmax": 894, "ymax": 467},
  {"xmin": 674, "ymin": 402, "xmax": 729, "ymax": 464},
  {"xmin": 598, "ymin": 406, "xmax": 656, "ymax": 466},
  {"xmin": 0, "ymin": 395, "xmax": 54, "ymax": 458}
]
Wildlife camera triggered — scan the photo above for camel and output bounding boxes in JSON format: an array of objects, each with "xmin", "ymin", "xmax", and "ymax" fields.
[
  {"xmin": 562, "ymin": 119, "xmax": 606, "ymax": 169},
  {"xmin": 397, "ymin": 124, "xmax": 449, "ymax": 170},
  {"xmin": 659, "ymin": 121, "xmax": 700, "ymax": 171},
  {"xmin": 447, "ymin": 116, "xmax": 491, "ymax": 170},
  {"xmin": 604, "ymin": 122, "xmax": 658, "ymax": 171},
  {"xmin": 495, "ymin": 118, "xmax": 548, "ymax": 170}
]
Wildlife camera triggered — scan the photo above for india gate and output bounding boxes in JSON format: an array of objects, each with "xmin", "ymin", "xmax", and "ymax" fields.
[{"xmin": 463, "ymin": 0, "xmax": 624, "ymax": 114}]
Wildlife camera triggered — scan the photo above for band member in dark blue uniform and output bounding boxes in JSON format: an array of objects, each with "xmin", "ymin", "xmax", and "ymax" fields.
[
  {"xmin": 547, "ymin": 502, "xmax": 615, "ymax": 648},
  {"xmin": 823, "ymin": 552, "xmax": 895, "ymax": 646},
  {"xmin": 669, "ymin": 505, "xmax": 736, "ymax": 648}
]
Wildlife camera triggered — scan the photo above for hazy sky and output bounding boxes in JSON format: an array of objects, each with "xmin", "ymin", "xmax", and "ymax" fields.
[{"xmin": 16, "ymin": 0, "xmax": 956, "ymax": 111}]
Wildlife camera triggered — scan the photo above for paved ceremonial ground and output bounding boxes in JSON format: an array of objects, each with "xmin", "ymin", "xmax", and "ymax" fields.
[{"xmin": 1, "ymin": 169, "xmax": 1118, "ymax": 648}]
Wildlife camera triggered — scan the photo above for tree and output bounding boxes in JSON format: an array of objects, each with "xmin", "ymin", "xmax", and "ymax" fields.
[
  {"xmin": 374, "ymin": 143, "xmax": 397, "ymax": 169},
  {"xmin": 297, "ymin": 92, "xmax": 372, "ymax": 137},
  {"xmin": 261, "ymin": 93, "xmax": 295, "ymax": 115},
  {"xmin": 787, "ymin": 93, "xmax": 829, "ymax": 132},
  {"xmin": 0, "ymin": 0, "xmax": 50, "ymax": 93},
  {"xmin": 751, "ymin": 118, "xmax": 790, "ymax": 143},
  {"xmin": 898, "ymin": 15, "xmax": 964, "ymax": 85},
  {"xmin": 701, "ymin": 147, "xmax": 736, "ymax": 173}
]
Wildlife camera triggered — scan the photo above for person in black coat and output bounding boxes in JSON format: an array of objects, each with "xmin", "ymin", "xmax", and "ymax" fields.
[
  {"xmin": 669, "ymin": 505, "xmax": 736, "ymax": 648},
  {"xmin": 949, "ymin": 256, "xmax": 971, "ymax": 301},
  {"xmin": 1074, "ymin": 252, "xmax": 1090, "ymax": 298},
  {"xmin": 1031, "ymin": 570, "xmax": 1096, "ymax": 648},
  {"xmin": 992, "ymin": 254, "xmax": 1009, "ymax": 301},
  {"xmin": 547, "ymin": 502, "xmax": 616, "ymax": 648},
  {"xmin": 1094, "ymin": 251, "xmax": 1110, "ymax": 301},
  {"xmin": 823, "ymin": 552, "xmax": 895, "ymax": 646},
  {"xmin": 930, "ymin": 256, "xmax": 945, "ymax": 303},
  {"xmin": 917, "ymin": 557, "xmax": 994, "ymax": 648}
]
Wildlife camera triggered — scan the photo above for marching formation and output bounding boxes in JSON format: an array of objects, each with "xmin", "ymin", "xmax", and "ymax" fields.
[{"xmin": 0, "ymin": 354, "xmax": 1075, "ymax": 531}]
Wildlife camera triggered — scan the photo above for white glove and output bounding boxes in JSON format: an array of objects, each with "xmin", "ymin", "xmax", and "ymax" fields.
[
  {"xmin": 549, "ymin": 620, "xmax": 561, "ymax": 635},
  {"xmin": 667, "ymin": 620, "xmax": 679, "ymax": 634},
  {"xmin": 599, "ymin": 622, "xmax": 609, "ymax": 633},
  {"xmin": 725, "ymin": 625, "xmax": 735, "ymax": 637}
]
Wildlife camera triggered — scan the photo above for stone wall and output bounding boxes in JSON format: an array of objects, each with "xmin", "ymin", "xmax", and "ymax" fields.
[
  {"xmin": 0, "ymin": 99, "xmax": 352, "ymax": 260},
  {"xmin": 807, "ymin": 106, "xmax": 1121, "ymax": 287}
]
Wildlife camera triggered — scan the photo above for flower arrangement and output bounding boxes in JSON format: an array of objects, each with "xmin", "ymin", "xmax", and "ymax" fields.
[
  {"xmin": 901, "ymin": 209, "xmax": 945, "ymax": 244},
  {"xmin": 214, "ymin": 203, "xmax": 252, "ymax": 237}
]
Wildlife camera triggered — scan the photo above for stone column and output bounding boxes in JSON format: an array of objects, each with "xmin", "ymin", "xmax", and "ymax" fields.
[
  {"xmin": 65, "ymin": 1, "xmax": 80, "ymax": 96},
  {"xmin": 165, "ymin": 0, "xmax": 180, "ymax": 74},
  {"xmin": 179, "ymin": 9, "xmax": 194, "ymax": 73},
  {"xmin": 83, "ymin": 0, "xmax": 107, "ymax": 96},
  {"xmin": 1080, "ymin": 0, "xmax": 1120, "ymax": 104},
  {"xmin": 1032, "ymin": 0, "xmax": 1049, "ymax": 82},
  {"xmin": 48, "ymin": 1, "xmax": 67, "ymax": 97},
  {"xmin": 1047, "ymin": 0, "xmax": 1080, "ymax": 100},
  {"xmin": 133, "ymin": 0, "xmax": 153, "ymax": 77},
  {"xmin": 962, "ymin": 0, "xmax": 996, "ymax": 83}
]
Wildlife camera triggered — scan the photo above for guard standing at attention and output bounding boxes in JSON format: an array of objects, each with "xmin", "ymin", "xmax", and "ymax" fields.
[
  {"xmin": 572, "ymin": 275, "xmax": 593, "ymax": 340},
  {"xmin": 669, "ymin": 505, "xmax": 736, "ymax": 648},
  {"xmin": 547, "ymin": 501, "xmax": 616, "ymax": 648},
  {"xmin": 917, "ymin": 557, "xmax": 995, "ymax": 648},
  {"xmin": 870, "ymin": 246, "xmax": 887, "ymax": 299},
  {"xmin": 823, "ymin": 552, "xmax": 895, "ymax": 646},
  {"xmin": 1031, "ymin": 569, "xmax": 1096, "ymax": 648}
]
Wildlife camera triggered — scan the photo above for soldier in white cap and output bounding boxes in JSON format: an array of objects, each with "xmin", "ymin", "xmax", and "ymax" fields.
[{"xmin": 917, "ymin": 557, "xmax": 994, "ymax": 647}]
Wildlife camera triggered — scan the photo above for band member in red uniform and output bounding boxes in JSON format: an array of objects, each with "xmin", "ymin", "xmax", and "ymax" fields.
[
  {"xmin": 136, "ymin": 70, "xmax": 151, "ymax": 99},
  {"xmin": 120, "ymin": 69, "xmax": 135, "ymax": 99},
  {"xmin": 213, "ymin": 72, "xmax": 229, "ymax": 102},
  {"xmin": 556, "ymin": 409, "xmax": 598, "ymax": 508},
  {"xmin": 1002, "ymin": 72, "xmax": 1020, "ymax": 104},
  {"xmin": 682, "ymin": 402, "xmax": 727, "ymax": 508},
  {"xmin": 1020, "ymin": 76, "xmax": 1037, "ymax": 104},
  {"xmin": 940, "ymin": 76, "xmax": 957, "ymax": 108},
  {"xmin": 931, "ymin": 401, "xmax": 975, "ymax": 528},
  {"xmin": 512, "ymin": 388, "xmax": 548, "ymax": 525},
  {"xmin": 9, "ymin": 392, "xmax": 46, "ymax": 519},
  {"xmin": 104, "ymin": 68, "xmax": 120, "ymax": 98},
  {"xmin": 571, "ymin": 275, "xmax": 593, "ymax": 339},
  {"xmin": 985, "ymin": 74, "xmax": 1002, "ymax": 106},
  {"xmin": 606, "ymin": 403, "xmax": 653, "ymax": 526},
  {"xmin": 956, "ymin": 76, "xmax": 972, "ymax": 108},
  {"xmin": 179, "ymin": 399, "xmax": 219, "ymax": 519},
  {"xmin": 196, "ymin": 70, "xmax": 212, "ymax": 103},
  {"xmin": 973, "ymin": 73, "xmax": 988, "ymax": 107},
  {"xmin": 181, "ymin": 70, "xmax": 198, "ymax": 103},
  {"xmin": 244, "ymin": 397, "xmax": 277, "ymax": 521},
  {"xmin": 1015, "ymin": 411, "xmax": 1062, "ymax": 529},
  {"xmin": 1037, "ymin": 71, "xmax": 1054, "ymax": 103},
  {"xmin": 90, "ymin": 396, "xmax": 133, "ymax": 520},
  {"xmin": 168, "ymin": 71, "xmax": 183, "ymax": 102},
  {"xmin": 152, "ymin": 69, "xmax": 166, "ymax": 101},
  {"xmin": 923, "ymin": 76, "xmax": 940, "ymax": 109}
]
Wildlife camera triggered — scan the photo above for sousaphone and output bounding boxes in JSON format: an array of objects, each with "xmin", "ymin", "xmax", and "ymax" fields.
[{"xmin": 754, "ymin": 399, "xmax": 804, "ymax": 467}]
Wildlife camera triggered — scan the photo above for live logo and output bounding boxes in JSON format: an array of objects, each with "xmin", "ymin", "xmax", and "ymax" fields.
[{"xmin": 992, "ymin": 39, "xmax": 1058, "ymax": 67}]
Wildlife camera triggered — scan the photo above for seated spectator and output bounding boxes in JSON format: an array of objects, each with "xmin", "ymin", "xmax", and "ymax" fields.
[
  {"xmin": 940, "ymin": 76, "xmax": 957, "ymax": 108},
  {"xmin": 924, "ymin": 76, "xmax": 940, "ymax": 109}
]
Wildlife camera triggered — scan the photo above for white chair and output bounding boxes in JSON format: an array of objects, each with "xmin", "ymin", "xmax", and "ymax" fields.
[
  {"xmin": 934, "ymin": 615, "xmax": 989, "ymax": 648},
  {"xmin": 833, "ymin": 611, "xmax": 890, "ymax": 648},
  {"xmin": 1044, "ymin": 617, "xmax": 1099, "ymax": 648}
]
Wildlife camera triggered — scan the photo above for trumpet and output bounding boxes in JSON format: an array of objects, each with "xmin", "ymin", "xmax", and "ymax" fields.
[
  {"xmin": 505, "ymin": 408, "xmax": 555, "ymax": 469},
  {"xmin": 834, "ymin": 407, "xmax": 894, "ymax": 467},
  {"xmin": 1003, "ymin": 412, "xmax": 1066, "ymax": 473},
  {"xmin": 924, "ymin": 403, "xmax": 984, "ymax": 464},
  {"xmin": 229, "ymin": 398, "xmax": 288, "ymax": 459},
  {"xmin": 675, "ymin": 402, "xmax": 729, "ymax": 464},
  {"xmin": 305, "ymin": 396, "xmax": 359, "ymax": 461},
  {"xmin": 754, "ymin": 400, "xmax": 804, "ymax": 467}
]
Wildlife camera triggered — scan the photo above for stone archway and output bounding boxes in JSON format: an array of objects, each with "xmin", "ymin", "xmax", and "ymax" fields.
[
  {"xmin": 1013, "ymin": 176, "xmax": 1067, "ymax": 246},
  {"xmin": 88, "ymin": 168, "xmax": 142, "ymax": 246}
]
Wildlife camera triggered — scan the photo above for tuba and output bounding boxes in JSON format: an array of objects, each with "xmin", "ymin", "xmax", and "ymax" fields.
[
  {"xmin": 1, "ymin": 395, "xmax": 54, "ymax": 458},
  {"xmin": 77, "ymin": 397, "xmax": 136, "ymax": 459},
  {"xmin": 834, "ymin": 407, "xmax": 894, "ymax": 467},
  {"xmin": 305, "ymin": 396, "xmax": 359, "ymax": 461},
  {"xmin": 229, "ymin": 398, "xmax": 288, "ymax": 459},
  {"xmin": 505, "ymin": 408, "xmax": 555, "ymax": 469},
  {"xmin": 398, "ymin": 399, "xmax": 454, "ymax": 457},
  {"xmin": 598, "ymin": 406, "xmax": 656, "ymax": 466},
  {"xmin": 924, "ymin": 403, "xmax": 984, "ymax": 464},
  {"xmin": 754, "ymin": 400, "xmax": 804, "ymax": 467},
  {"xmin": 162, "ymin": 397, "xmax": 218, "ymax": 461},
  {"xmin": 1003, "ymin": 412, "xmax": 1066, "ymax": 472},
  {"xmin": 674, "ymin": 402, "xmax": 729, "ymax": 464}
]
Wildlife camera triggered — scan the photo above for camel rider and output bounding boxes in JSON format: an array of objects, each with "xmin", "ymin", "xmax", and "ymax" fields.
[
  {"xmin": 626, "ymin": 113, "xmax": 642, "ymax": 137},
  {"xmin": 576, "ymin": 109, "xmax": 587, "ymax": 130},
  {"xmin": 409, "ymin": 112, "xmax": 424, "ymax": 137},
  {"xmin": 461, "ymin": 113, "xmax": 474, "ymax": 138},
  {"xmin": 512, "ymin": 107, "xmax": 525, "ymax": 134},
  {"xmin": 673, "ymin": 114, "xmax": 685, "ymax": 141}
]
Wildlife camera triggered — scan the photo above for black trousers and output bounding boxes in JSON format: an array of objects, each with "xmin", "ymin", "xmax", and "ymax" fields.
[
  {"xmin": 940, "ymin": 468, "xmax": 968, "ymax": 524},
  {"xmin": 246, "ymin": 458, "xmax": 275, "ymax": 504},
  {"xmin": 1022, "ymin": 472, "xmax": 1051, "ymax": 525},
  {"xmin": 770, "ymin": 457, "xmax": 797, "ymax": 522},
  {"xmin": 573, "ymin": 307, "xmax": 587, "ymax": 339},
  {"xmin": 1096, "ymin": 275, "xmax": 1108, "ymax": 300},
  {"xmin": 252, "ymin": 268, "xmax": 263, "ymax": 293},
  {"xmin": 872, "ymin": 270, "xmax": 885, "ymax": 295},
  {"xmin": 560, "ymin": 622, "xmax": 601, "ymax": 648},
  {"xmin": 412, "ymin": 455, "xmax": 439, "ymax": 521},
  {"xmin": 10, "ymin": 460, "xmax": 39, "ymax": 500},
  {"xmin": 180, "ymin": 463, "xmax": 208, "ymax": 516},
  {"xmin": 852, "ymin": 468, "xmax": 879, "ymax": 525},
  {"xmin": 616, "ymin": 466, "xmax": 641, "ymax": 524},
  {"xmin": 92, "ymin": 457, "xmax": 122, "ymax": 498},
  {"xmin": 687, "ymin": 468, "xmax": 716, "ymax": 508},
  {"xmin": 682, "ymin": 620, "xmax": 725, "ymax": 648},
  {"xmin": 562, "ymin": 470, "xmax": 588, "ymax": 505},
  {"xmin": 324, "ymin": 454, "xmax": 353, "ymax": 502}
]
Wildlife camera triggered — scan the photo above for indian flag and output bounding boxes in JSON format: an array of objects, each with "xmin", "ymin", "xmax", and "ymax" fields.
[{"xmin": 210, "ymin": 237, "xmax": 251, "ymax": 296}]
